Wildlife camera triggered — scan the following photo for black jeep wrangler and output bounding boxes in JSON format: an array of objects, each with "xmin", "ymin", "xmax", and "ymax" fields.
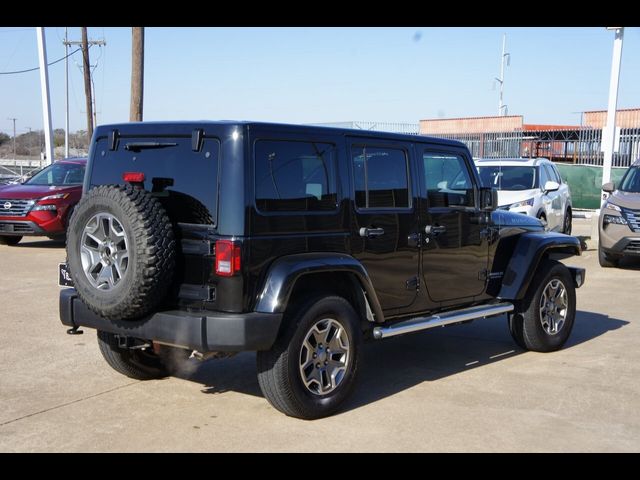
[{"xmin": 59, "ymin": 121, "xmax": 585, "ymax": 419}]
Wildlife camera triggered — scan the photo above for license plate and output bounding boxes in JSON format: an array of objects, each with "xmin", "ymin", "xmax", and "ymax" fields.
[{"xmin": 58, "ymin": 263, "xmax": 74, "ymax": 287}]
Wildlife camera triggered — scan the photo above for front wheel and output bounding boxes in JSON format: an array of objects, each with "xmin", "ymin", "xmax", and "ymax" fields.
[
  {"xmin": 508, "ymin": 259, "xmax": 576, "ymax": 352},
  {"xmin": 257, "ymin": 295, "xmax": 363, "ymax": 420}
]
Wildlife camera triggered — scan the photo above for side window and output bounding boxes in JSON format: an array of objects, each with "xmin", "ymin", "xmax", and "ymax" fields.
[
  {"xmin": 538, "ymin": 165, "xmax": 550, "ymax": 188},
  {"xmin": 423, "ymin": 151, "xmax": 474, "ymax": 208},
  {"xmin": 352, "ymin": 145, "xmax": 410, "ymax": 209},
  {"xmin": 550, "ymin": 164, "xmax": 562, "ymax": 184},
  {"xmin": 254, "ymin": 140, "xmax": 337, "ymax": 212}
]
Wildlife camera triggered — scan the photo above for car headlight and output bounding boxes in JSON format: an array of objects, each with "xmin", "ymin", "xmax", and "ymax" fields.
[
  {"xmin": 38, "ymin": 193, "xmax": 69, "ymax": 201},
  {"xmin": 603, "ymin": 214, "xmax": 627, "ymax": 226},
  {"xmin": 32, "ymin": 204, "xmax": 57, "ymax": 211},
  {"xmin": 603, "ymin": 201, "xmax": 621, "ymax": 213},
  {"xmin": 510, "ymin": 198, "xmax": 534, "ymax": 209}
]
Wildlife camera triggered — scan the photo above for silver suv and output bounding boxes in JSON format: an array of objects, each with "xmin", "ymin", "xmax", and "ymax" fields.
[
  {"xmin": 476, "ymin": 157, "xmax": 573, "ymax": 234},
  {"xmin": 599, "ymin": 160, "xmax": 640, "ymax": 267}
]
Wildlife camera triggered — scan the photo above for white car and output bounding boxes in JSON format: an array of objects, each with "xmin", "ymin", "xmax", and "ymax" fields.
[{"xmin": 476, "ymin": 157, "xmax": 573, "ymax": 234}]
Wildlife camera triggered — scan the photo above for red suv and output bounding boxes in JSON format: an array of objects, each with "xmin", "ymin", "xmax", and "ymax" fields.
[{"xmin": 0, "ymin": 158, "xmax": 86, "ymax": 245}]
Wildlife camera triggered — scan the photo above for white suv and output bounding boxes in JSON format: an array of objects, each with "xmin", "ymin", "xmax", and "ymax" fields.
[{"xmin": 476, "ymin": 157, "xmax": 573, "ymax": 234}]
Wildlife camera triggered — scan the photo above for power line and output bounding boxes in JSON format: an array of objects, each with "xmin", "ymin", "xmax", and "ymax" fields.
[{"xmin": 0, "ymin": 47, "xmax": 84, "ymax": 75}]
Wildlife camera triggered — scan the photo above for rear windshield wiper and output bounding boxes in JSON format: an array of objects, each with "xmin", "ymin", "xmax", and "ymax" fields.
[{"xmin": 124, "ymin": 142, "xmax": 178, "ymax": 152}]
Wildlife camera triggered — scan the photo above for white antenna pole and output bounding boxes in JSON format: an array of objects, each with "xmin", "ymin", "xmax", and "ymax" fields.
[
  {"xmin": 602, "ymin": 27, "xmax": 624, "ymax": 200},
  {"xmin": 36, "ymin": 27, "xmax": 54, "ymax": 165},
  {"xmin": 497, "ymin": 34, "xmax": 510, "ymax": 116}
]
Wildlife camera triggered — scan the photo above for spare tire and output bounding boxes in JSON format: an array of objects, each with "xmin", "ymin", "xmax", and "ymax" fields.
[{"xmin": 67, "ymin": 185, "xmax": 176, "ymax": 320}]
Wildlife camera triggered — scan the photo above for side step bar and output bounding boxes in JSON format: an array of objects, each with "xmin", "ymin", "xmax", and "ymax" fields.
[{"xmin": 372, "ymin": 302, "xmax": 514, "ymax": 340}]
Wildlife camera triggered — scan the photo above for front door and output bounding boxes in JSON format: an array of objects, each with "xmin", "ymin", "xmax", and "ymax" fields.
[
  {"xmin": 349, "ymin": 139, "xmax": 419, "ymax": 312},
  {"xmin": 420, "ymin": 149, "xmax": 488, "ymax": 303}
]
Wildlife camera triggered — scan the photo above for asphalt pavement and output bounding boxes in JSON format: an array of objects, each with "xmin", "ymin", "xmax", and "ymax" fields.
[{"xmin": 0, "ymin": 218, "xmax": 638, "ymax": 452}]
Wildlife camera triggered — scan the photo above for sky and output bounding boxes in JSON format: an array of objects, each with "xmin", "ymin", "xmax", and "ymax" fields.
[{"xmin": 1, "ymin": 26, "xmax": 639, "ymax": 136}]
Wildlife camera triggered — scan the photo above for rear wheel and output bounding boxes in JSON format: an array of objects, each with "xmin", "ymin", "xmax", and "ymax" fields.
[
  {"xmin": 97, "ymin": 330, "xmax": 190, "ymax": 380},
  {"xmin": 0, "ymin": 235, "xmax": 21, "ymax": 246},
  {"xmin": 598, "ymin": 246, "xmax": 619, "ymax": 268},
  {"xmin": 508, "ymin": 259, "xmax": 576, "ymax": 352},
  {"xmin": 563, "ymin": 208, "xmax": 572, "ymax": 235},
  {"xmin": 257, "ymin": 295, "xmax": 362, "ymax": 420}
]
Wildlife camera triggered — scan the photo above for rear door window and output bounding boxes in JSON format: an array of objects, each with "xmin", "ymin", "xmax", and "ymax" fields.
[
  {"xmin": 254, "ymin": 140, "xmax": 337, "ymax": 212},
  {"xmin": 351, "ymin": 145, "xmax": 410, "ymax": 209}
]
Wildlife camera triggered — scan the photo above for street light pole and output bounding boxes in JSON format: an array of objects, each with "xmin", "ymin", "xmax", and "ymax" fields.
[
  {"xmin": 601, "ymin": 27, "xmax": 624, "ymax": 203},
  {"xmin": 64, "ymin": 27, "xmax": 69, "ymax": 159}
]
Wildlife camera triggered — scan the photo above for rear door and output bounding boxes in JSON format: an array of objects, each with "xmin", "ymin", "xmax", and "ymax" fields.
[
  {"xmin": 419, "ymin": 147, "xmax": 488, "ymax": 303},
  {"xmin": 348, "ymin": 138, "xmax": 419, "ymax": 312}
]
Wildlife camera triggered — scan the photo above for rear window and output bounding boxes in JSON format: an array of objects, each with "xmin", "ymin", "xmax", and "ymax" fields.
[
  {"xmin": 254, "ymin": 140, "xmax": 337, "ymax": 212},
  {"xmin": 90, "ymin": 136, "xmax": 220, "ymax": 225}
]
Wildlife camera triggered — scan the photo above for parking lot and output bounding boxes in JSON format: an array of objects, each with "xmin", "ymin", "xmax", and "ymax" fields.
[{"xmin": 0, "ymin": 217, "xmax": 639, "ymax": 452}]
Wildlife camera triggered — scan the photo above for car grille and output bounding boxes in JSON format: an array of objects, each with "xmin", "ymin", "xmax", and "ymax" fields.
[
  {"xmin": 624, "ymin": 240, "xmax": 640, "ymax": 254},
  {"xmin": 621, "ymin": 208, "xmax": 640, "ymax": 232},
  {"xmin": 0, "ymin": 199, "xmax": 34, "ymax": 217},
  {"xmin": 0, "ymin": 221, "xmax": 35, "ymax": 233}
]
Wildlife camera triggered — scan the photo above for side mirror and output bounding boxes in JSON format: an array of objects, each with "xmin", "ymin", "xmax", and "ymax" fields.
[
  {"xmin": 602, "ymin": 181, "xmax": 615, "ymax": 193},
  {"xmin": 480, "ymin": 187, "xmax": 498, "ymax": 211},
  {"xmin": 543, "ymin": 180, "xmax": 560, "ymax": 192}
]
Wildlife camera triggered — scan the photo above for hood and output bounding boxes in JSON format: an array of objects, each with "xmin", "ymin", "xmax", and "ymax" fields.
[
  {"xmin": 0, "ymin": 183, "xmax": 80, "ymax": 200},
  {"xmin": 609, "ymin": 190, "xmax": 640, "ymax": 210},
  {"xmin": 496, "ymin": 188, "xmax": 538, "ymax": 208},
  {"xmin": 491, "ymin": 210, "xmax": 544, "ymax": 230}
]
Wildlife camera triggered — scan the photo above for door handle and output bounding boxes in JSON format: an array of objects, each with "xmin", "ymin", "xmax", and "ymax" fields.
[
  {"xmin": 425, "ymin": 225, "xmax": 446, "ymax": 236},
  {"xmin": 359, "ymin": 227, "xmax": 385, "ymax": 238}
]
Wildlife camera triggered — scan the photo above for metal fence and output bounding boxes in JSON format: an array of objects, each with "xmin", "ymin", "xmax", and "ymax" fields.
[
  {"xmin": 310, "ymin": 121, "xmax": 420, "ymax": 135},
  {"xmin": 428, "ymin": 125, "xmax": 640, "ymax": 167}
]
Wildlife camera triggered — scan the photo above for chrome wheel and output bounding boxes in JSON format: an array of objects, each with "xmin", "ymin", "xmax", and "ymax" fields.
[
  {"xmin": 299, "ymin": 318, "xmax": 350, "ymax": 396},
  {"xmin": 80, "ymin": 213, "xmax": 129, "ymax": 290},
  {"xmin": 539, "ymin": 279, "xmax": 568, "ymax": 335}
]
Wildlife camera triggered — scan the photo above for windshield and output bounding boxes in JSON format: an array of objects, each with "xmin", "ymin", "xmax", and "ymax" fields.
[
  {"xmin": 478, "ymin": 166, "xmax": 537, "ymax": 191},
  {"xmin": 25, "ymin": 162, "xmax": 85, "ymax": 186},
  {"xmin": 619, "ymin": 166, "xmax": 640, "ymax": 193}
]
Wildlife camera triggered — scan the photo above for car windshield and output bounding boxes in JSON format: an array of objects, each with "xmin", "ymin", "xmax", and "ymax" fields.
[
  {"xmin": 619, "ymin": 166, "xmax": 640, "ymax": 193},
  {"xmin": 478, "ymin": 166, "xmax": 537, "ymax": 191},
  {"xmin": 25, "ymin": 162, "xmax": 85, "ymax": 186}
]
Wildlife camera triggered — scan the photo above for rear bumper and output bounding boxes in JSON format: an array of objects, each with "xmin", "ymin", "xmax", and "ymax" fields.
[{"xmin": 59, "ymin": 288, "xmax": 283, "ymax": 352}]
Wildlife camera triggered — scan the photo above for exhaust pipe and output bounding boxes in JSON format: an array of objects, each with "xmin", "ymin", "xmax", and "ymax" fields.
[{"xmin": 373, "ymin": 302, "xmax": 514, "ymax": 340}]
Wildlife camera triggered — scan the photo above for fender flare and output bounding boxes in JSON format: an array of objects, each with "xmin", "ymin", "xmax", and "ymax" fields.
[
  {"xmin": 497, "ymin": 232, "xmax": 581, "ymax": 300},
  {"xmin": 254, "ymin": 252, "xmax": 384, "ymax": 323}
]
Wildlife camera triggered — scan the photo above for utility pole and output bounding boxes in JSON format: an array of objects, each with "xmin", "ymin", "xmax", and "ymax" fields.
[
  {"xmin": 64, "ymin": 27, "xmax": 69, "ymax": 158},
  {"xmin": 601, "ymin": 27, "xmax": 624, "ymax": 202},
  {"xmin": 130, "ymin": 27, "xmax": 145, "ymax": 121},
  {"xmin": 63, "ymin": 32, "xmax": 106, "ymax": 148},
  {"xmin": 495, "ymin": 33, "xmax": 510, "ymax": 116},
  {"xmin": 81, "ymin": 27, "xmax": 94, "ymax": 140},
  {"xmin": 8, "ymin": 117, "xmax": 16, "ymax": 161}
]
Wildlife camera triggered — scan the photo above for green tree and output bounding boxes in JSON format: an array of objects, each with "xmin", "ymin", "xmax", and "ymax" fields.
[{"xmin": 0, "ymin": 132, "xmax": 10, "ymax": 146}]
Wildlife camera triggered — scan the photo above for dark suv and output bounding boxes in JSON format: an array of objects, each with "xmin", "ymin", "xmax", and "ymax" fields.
[{"xmin": 59, "ymin": 122, "xmax": 584, "ymax": 419}]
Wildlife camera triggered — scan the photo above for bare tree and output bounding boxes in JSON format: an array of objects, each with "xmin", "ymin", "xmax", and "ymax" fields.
[{"xmin": 130, "ymin": 27, "xmax": 145, "ymax": 121}]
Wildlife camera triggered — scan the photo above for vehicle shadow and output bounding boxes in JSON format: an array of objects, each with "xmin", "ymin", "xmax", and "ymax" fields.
[
  {"xmin": 173, "ymin": 310, "xmax": 628, "ymax": 410},
  {"xmin": 616, "ymin": 256, "xmax": 640, "ymax": 270},
  {"xmin": 13, "ymin": 238, "xmax": 65, "ymax": 249}
]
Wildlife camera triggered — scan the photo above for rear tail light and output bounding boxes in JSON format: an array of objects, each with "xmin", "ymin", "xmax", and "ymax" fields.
[
  {"xmin": 215, "ymin": 240, "xmax": 241, "ymax": 277},
  {"xmin": 123, "ymin": 172, "xmax": 145, "ymax": 183}
]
